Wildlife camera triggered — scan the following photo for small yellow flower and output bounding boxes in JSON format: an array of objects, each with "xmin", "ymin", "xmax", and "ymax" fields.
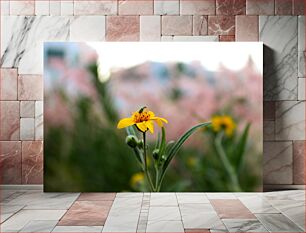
[
  {"xmin": 187, "ymin": 157, "xmax": 197, "ymax": 168},
  {"xmin": 117, "ymin": 107, "xmax": 168, "ymax": 134},
  {"xmin": 130, "ymin": 172, "xmax": 144, "ymax": 187},
  {"xmin": 212, "ymin": 115, "xmax": 236, "ymax": 137}
]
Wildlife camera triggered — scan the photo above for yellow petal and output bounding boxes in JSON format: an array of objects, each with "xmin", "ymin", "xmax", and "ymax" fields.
[
  {"xmin": 159, "ymin": 117, "xmax": 168, "ymax": 123},
  {"xmin": 145, "ymin": 120, "xmax": 154, "ymax": 134},
  {"xmin": 136, "ymin": 122, "xmax": 147, "ymax": 132},
  {"xmin": 148, "ymin": 111, "xmax": 155, "ymax": 118},
  {"xmin": 117, "ymin": 117, "xmax": 135, "ymax": 129},
  {"xmin": 152, "ymin": 117, "xmax": 168, "ymax": 127}
]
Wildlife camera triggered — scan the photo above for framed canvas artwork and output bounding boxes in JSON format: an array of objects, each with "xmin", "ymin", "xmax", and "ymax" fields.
[{"xmin": 44, "ymin": 42, "xmax": 263, "ymax": 192}]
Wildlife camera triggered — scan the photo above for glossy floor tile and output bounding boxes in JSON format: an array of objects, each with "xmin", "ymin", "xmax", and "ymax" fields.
[{"xmin": 0, "ymin": 188, "xmax": 304, "ymax": 232}]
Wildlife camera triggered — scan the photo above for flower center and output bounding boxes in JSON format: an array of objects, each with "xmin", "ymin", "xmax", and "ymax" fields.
[
  {"xmin": 220, "ymin": 122, "xmax": 228, "ymax": 129},
  {"xmin": 134, "ymin": 112, "xmax": 150, "ymax": 123}
]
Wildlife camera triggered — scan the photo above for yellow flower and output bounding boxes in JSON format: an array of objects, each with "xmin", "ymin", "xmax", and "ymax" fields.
[
  {"xmin": 187, "ymin": 157, "xmax": 197, "ymax": 168},
  {"xmin": 130, "ymin": 172, "xmax": 144, "ymax": 187},
  {"xmin": 117, "ymin": 107, "xmax": 168, "ymax": 134},
  {"xmin": 212, "ymin": 115, "xmax": 236, "ymax": 137}
]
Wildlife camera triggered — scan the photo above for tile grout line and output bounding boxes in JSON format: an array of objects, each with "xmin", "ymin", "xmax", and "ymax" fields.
[
  {"xmin": 263, "ymin": 198, "xmax": 305, "ymax": 231},
  {"xmin": 175, "ymin": 192, "xmax": 185, "ymax": 231},
  {"xmin": 136, "ymin": 192, "xmax": 150, "ymax": 232}
]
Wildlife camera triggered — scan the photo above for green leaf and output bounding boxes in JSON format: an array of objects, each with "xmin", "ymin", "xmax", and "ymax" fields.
[
  {"xmin": 233, "ymin": 123, "xmax": 251, "ymax": 170},
  {"xmin": 133, "ymin": 147, "xmax": 143, "ymax": 165},
  {"xmin": 160, "ymin": 122, "xmax": 211, "ymax": 182},
  {"xmin": 155, "ymin": 131, "xmax": 161, "ymax": 150},
  {"xmin": 165, "ymin": 140, "xmax": 175, "ymax": 154},
  {"xmin": 157, "ymin": 127, "xmax": 166, "ymax": 166},
  {"xmin": 159, "ymin": 127, "xmax": 166, "ymax": 155}
]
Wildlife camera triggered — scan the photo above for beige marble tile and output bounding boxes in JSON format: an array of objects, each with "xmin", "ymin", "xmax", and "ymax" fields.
[
  {"xmin": 260, "ymin": 16, "xmax": 298, "ymax": 100},
  {"xmin": 20, "ymin": 118, "xmax": 35, "ymax": 140},
  {"xmin": 0, "ymin": 101, "xmax": 20, "ymax": 140},
  {"xmin": 18, "ymin": 75, "xmax": 43, "ymax": 100},
  {"xmin": 246, "ymin": 0, "xmax": 274, "ymax": 15},
  {"xmin": 180, "ymin": 204, "xmax": 218, "ymax": 229},
  {"xmin": 1, "ymin": 204, "xmax": 25, "ymax": 223},
  {"xmin": 53, "ymin": 226, "xmax": 103, "ymax": 232},
  {"xmin": 70, "ymin": 16, "xmax": 106, "ymax": 41},
  {"xmin": 22, "ymin": 141, "xmax": 43, "ymax": 184},
  {"xmin": 154, "ymin": 0, "xmax": 179, "ymax": 15},
  {"xmin": 298, "ymin": 16, "xmax": 305, "ymax": 78},
  {"xmin": 162, "ymin": 16, "xmax": 192, "ymax": 36},
  {"xmin": 34, "ymin": 101, "xmax": 43, "ymax": 140},
  {"xmin": 0, "ymin": 141, "xmax": 22, "ymax": 184},
  {"xmin": 140, "ymin": 16, "xmax": 161, "ymax": 41},
  {"xmin": 148, "ymin": 206, "xmax": 181, "ymax": 221},
  {"xmin": 10, "ymin": 0, "xmax": 34, "ymax": 15},
  {"xmin": 146, "ymin": 221, "xmax": 184, "ymax": 232},
  {"xmin": 298, "ymin": 78, "xmax": 305, "ymax": 100},
  {"xmin": 210, "ymin": 199, "xmax": 256, "ymax": 219},
  {"xmin": 106, "ymin": 16, "xmax": 139, "ymax": 41},
  {"xmin": 35, "ymin": 1, "xmax": 49, "ymax": 15},
  {"xmin": 223, "ymin": 219, "xmax": 268, "ymax": 232},
  {"xmin": 206, "ymin": 193, "xmax": 237, "ymax": 199},
  {"xmin": 1, "ymin": 0, "xmax": 10, "ymax": 15},
  {"xmin": 238, "ymin": 196, "xmax": 279, "ymax": 214},
  {"xmin": 20, "ymin": 101, "xmax": 35, "ymax": 118},
  {"xmin": 50, "ymin": 1, "xmax": 61, "ymax": 15},
  {"xmin": 119, "ymin": 0, "xmax": 153, "ymax": 15},
  {"xmin": 74, "ymin": 1, "xmax": 117, "ymax": 15},
  {"xmin": 193, "ymin": 16, "xmax": 208, "ymax": 35},
  {"xmin": 1, "ymin": 16, "xmax": 70, "ymax": 74},
  {"xmin": 275, "ymin": 101, "xmax": 305, "ymax": 140},
  {"xmin": 20, "ymin": 220, "xmax": 58, "ymax": 232},
  {"xmin": 150, "ymin": 193, "xmax": 177, "ymax": 206},
  {"xmin": 236, "ymin": 16, "xmax": 258, "ymax": 41},
  {"xmin": 216, "ymin": 0, "xmax": 246, "ymax": 15},
  {"xmin": 263, "ymin": 141, "xmax": 293, "ymax": 184},
  {"xmin": 208, "ymin": 16, "xmax": 235, "ymax": 35},
  {"xmin": 166, "ymin": 36, "xmax": 218, "ymax": 41},
  {"xmin": 275, "ymin": 0, "xmax": 292, "ymax": 15},
  {"xmin": 256, "ymin": 213, "xmax": 303, "ymax": 232},
  {"xmin": 78, "ymin": 193, "xmax": 116, "ymax": 201},
  {"xmin": 293, "ymin": 140, "xmax": 305, "ymax": 184},
  {"xmin": 0, "ymin": 68, "xmax": 18, "ymax": 100},
  {"xmin": 1, "ymin": 209, "xmax": 66, "ymax": 232},
  {"xmin": 176, "ymin": 193, "xmax": 210, "ymax": 204},
  {"xmin": 293, "ymin": 0, "xmax": 305, "ymax": 15},
  {"xmin": 58, "ymin": 201, "xmax": 113, "ymax": 226},
  {"xmin": 61, "ymin": 1, "xmax": 74, "ymax": 15},
  {"xmin": 180, "ymin": 0, "xmax": 215, "ymax": 15},
  {"xmin": 7, "ymin": 191, "xmax": 79, "ymax": 209}
]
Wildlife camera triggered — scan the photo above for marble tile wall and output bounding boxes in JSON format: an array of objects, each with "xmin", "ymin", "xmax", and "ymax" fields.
[{"xmin": 0, "ymin": 0, "xmax": 305, "ymax": 187}]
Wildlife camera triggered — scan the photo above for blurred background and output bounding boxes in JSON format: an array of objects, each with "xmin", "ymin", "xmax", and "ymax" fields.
[{"xmin": 44, "ymin": 42, "xmax": 263, "ymax": 192}]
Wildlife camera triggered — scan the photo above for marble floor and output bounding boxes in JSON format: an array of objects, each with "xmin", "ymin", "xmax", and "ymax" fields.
[{"xmin": 0, "ymin": 187, "xmax": 305, "ymax": 233}]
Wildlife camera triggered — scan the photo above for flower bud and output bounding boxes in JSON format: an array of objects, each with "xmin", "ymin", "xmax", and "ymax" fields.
[
  {"xmin": 137, "ymin": 139, "xmax": 144, "ymax": 148},
  {"xmin": 125, "ymin": 135, "xmax": 138, "ymax": 148},
  {"xmin": 153, "ymin": 149, "xmax": 160, "ymax": 160}
]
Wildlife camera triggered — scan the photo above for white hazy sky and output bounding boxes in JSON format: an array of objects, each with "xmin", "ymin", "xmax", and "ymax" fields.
[{"xmin": 87, "ymin": 42, "xmax": 263, "ymax": 79}]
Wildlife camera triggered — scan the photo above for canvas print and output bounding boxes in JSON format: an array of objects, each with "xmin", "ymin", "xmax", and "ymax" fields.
[{"xmin": 44, "ymin": 42, "xmax": 263, "ymax": 192}]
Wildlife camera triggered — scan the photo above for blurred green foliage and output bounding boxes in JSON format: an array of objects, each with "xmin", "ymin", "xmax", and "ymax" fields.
[{"xmin": 44, "ymin": 62, "xmax": 261, "ymax": 192}]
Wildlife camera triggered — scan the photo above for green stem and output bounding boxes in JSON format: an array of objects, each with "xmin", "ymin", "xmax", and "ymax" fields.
[
  {"xmin": 143, "ymin": 132, "xmax": 155, "ymax": 192},
  {"xmin": 155, "ymin": 166, "xmax": 159, "ymax": 191},
  {"xmin": 157, "ymin": 173, "xmax": 164, "ymax": 192},
  {"xmin": 214, "ymin": 133, "xmax": 241, "ymax": 192}
]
